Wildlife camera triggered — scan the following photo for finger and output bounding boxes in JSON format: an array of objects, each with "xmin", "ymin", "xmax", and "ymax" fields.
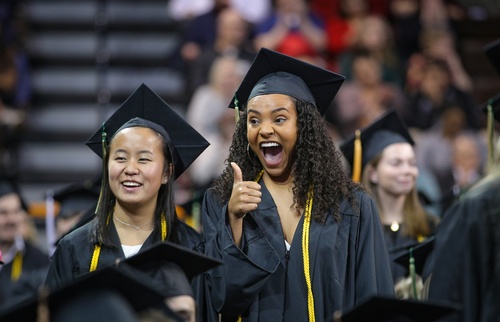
[{"xmin": 231, "ymin": 162, "xmax": 243, "ymax": 184}]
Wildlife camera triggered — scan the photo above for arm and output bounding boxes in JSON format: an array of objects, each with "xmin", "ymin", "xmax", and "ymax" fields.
[{"xmin": 201, "ymin": 189, "xmax": 280, "ymax": 317}]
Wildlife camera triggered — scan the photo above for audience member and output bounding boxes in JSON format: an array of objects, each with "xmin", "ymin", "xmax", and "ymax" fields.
[
  {"xmin": 253, "ymin": 0, "xmax": 327, "ymax": 59},
  {"xmin": 186, "ymin": 7, "xmax": 255, "ymax": 95},
  {"xmin": 333, "ymin": 49, "xmax": 405, "ymax": 138},
  {"xmin": 337, "ymin": 14, "xmax": 403, "ymax": 87},
  {"xmin": 403, "ymin": 58, "xmax": 480, "ymax": 131},
  {"xmin": 0, "ymin": 176, "xmax": 49, "ymax": 309},
  {"xmin": 186, "ymin": 57, "xmax": 249, "ymax": 191}
]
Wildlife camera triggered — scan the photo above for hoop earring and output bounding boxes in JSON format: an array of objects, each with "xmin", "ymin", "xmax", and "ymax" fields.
[{"xmin": 247, "ymin": 143, "xmax": 252, "ymax": 160}]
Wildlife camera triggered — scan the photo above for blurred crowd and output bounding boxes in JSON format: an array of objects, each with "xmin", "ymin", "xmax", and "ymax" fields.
[{"xmin": 167, "ymin": 0, "xmax": 490, "ymax": 222}]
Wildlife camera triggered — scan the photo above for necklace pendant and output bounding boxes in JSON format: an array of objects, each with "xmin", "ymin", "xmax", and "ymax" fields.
[{"xmin": 135, "ymin": 226, "xmax": 140, "ymax": 231}]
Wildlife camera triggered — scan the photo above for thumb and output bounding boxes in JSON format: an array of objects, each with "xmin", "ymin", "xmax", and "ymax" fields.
[{"xmin": 231, "ymin": 162, "xmax": 243, "ymax": 184}]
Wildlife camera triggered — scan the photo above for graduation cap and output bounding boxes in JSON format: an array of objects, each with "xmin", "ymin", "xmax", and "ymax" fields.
[
  {"xmin": 0, "ymin": 266, "xmax": 183, "ymax": 322},
  {"xmin": 53, "ymin": 177, "xmax": 101, "ymax": 219},
  {"xmin": 482, "ymin": 39, "xmax": 500, "ymax": 169},
  {"xmin": 333, "ymin": 296, "xmax": 459, "ymax": 322},
  {"xmin": 484, "ymin": 38, "xmax": 500, "ymax": 76},
  {"xmin": 229, "ymin": 47, "xmax": 345, "ymax": 116},
  {"xmin": 86, "ymin": 84, "xmax": 209, "ymax": 180},
  {"xmin": 116, "ymin": 241, "xmax": 223, "ymax": 298},
  {"xmin": 0, "ymin": 175, "xmax": 29, "ymax": 212},
  {"xmin": 340, "ymin": 109, "xmax": 414, "ymax": 182},
  {"xmin": 392, "ymin": 237, "xmax": 435, "ymax": 277}
]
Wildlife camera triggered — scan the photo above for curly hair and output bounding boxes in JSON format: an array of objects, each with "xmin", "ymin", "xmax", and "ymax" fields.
[
  {"xmin": 91, "ymin": 128, "xmax": 179, "ymax": 247},
  {"xmin": 211, "ymin": 98, "xmax": 360, "ymax": 222}
]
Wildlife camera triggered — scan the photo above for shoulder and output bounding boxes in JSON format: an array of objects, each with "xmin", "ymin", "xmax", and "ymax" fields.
[
  {"xmin": 56, "ymin": 221, "xmax": 95, "ymax": 248},
  {"xmin": 339, "ymin": 189, "xmax": 375, "ymax": 218},
  {"xmin": 176, "ymin": 221, "xmax": 204, "ymax": 252}
]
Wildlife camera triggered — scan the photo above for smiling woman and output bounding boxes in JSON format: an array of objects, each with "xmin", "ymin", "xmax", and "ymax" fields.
[
  {"xmin": 44, "ymin": 85, "xmax": 210, "ymax": 319},
  {"xmin": 202, "ymin": 48, "xmax": 395, "ymax": 322}
]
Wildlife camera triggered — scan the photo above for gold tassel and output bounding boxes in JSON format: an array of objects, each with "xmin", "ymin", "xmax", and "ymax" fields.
[
  {"xmin": 352, "ymin": 130, "xmax": 362, "ymax": 182},
  {"xmin": 234, "ymin": 95, "xmax": 240, "ymax": 124},
  {"xmin": 486, "ymin": 100, "xmax": 495, "ymax": 172}
]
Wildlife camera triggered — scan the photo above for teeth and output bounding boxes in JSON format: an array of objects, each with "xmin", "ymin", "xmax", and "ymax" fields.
[
  {"xmin": 123, "ymin": 182, "xmax": 140, "ymax": 187},
  {"xmin": 261, "ymin": 142, "xmax": 279, "ymax": 148}
]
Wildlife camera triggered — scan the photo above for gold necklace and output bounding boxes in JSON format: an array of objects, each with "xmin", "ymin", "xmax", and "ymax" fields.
[{"xmin": 113, "ymin": 215, "xmax": 153, "ymax": 231}]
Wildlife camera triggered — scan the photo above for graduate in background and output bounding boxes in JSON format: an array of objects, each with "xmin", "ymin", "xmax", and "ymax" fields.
[
  {"xmin": 424, "ymin": 38, "xmax": 500, "ymax": 322},
  {"xmin": 0, "ymin": 176, "xmax": 49, "ymax": 308},
  {"xmin": 45, "ymin": 84, "xmax": 209, "ymax": 290},
  {"xmin": 340, "ymin": 110, "xmax": 439, "ymax": 296},
  {"xmin": 202, "ymin": 48, "xmax": 394, "ymax": 322}
]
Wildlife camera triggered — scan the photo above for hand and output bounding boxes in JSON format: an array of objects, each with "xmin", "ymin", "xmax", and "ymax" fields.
[{"xmin": 228, "ymin": 162, "xmax": 262, "ymax": 220}]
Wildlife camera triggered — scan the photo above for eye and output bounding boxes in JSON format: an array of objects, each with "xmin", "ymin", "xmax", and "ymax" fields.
[
  {"xmin": 138, "ymin": 158, "xmax": 152, "ymax": 163},
  {"xmin": 275, "ymin": 116, "xmax": 286, "ymax": 124},
  {"xmin": 248, "ymin": 117, "xmax": 260, "ymax": 126},
  {"xmin": 114, "ymin": 156, "xmax": 126, "ymax": 162}
]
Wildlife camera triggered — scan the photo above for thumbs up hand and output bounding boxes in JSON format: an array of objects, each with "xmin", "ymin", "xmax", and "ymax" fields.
[{"xmin": 228, "ymin": 162, "xmax": 262, "ymax": 220}]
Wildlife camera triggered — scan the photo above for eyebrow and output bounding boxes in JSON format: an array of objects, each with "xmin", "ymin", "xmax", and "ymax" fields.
[
  {"xmin": 113, "ymin": 149, "xmax": 154, "ymax": 155},
  {"xmin": 247, "ymin": 107, "xmax": 290, "ymax": 115}
]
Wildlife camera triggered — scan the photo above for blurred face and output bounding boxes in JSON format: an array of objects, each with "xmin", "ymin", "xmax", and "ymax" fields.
[
  {"xmin": 217, "ymin": 9, "xmax": 247, "ymax": 46},
  {"xmin": 247, "ymin": 94, "xmax": 298, "ymax": 182},
  {"xmin": 369, "ymin": 143, "xmax": 418, "ymax": 196},
  {"xmin": 0, "ymin": 193, "xmax": 23, "ymax": 244},
  {"xmin": 353, "ymin": 56, "xmax": 382, "ymax": 86},
  {"xmin": 108, "ymin": 127, "xmax": 168, "ymax": 210},
  {"xmin": 166, "ymin": 295, "xmax": 196, "ymax": 322}
]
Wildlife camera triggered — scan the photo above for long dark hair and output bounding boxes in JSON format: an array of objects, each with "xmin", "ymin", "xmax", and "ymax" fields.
[
  {"xmin": 212, "ymin": 98, "xmax": 360, "ymax": 222},
  {"xmin": 91, "ymin": 128, "xmax": 179, "ymax": 247}
]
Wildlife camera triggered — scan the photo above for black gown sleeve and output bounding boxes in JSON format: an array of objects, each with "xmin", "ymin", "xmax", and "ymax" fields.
[{"xmin": 201, "ymin": 189, "xmax": 280, "ymax": 317}]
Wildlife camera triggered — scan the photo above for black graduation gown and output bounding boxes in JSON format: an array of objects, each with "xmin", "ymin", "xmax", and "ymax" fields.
[
  {"xmin": 45, "ymin": 219, "xmax": 204, "ymax": 290},
  {"xmin": 0, "ymin": 242, "xmax": 50, "ymax": 308},
  {"xmin": 202, "ymin": 182, "xmax": 395, "ymax": 322},
  {"xmin": 426, "ymin": 175, "xmax": 500, "ymax": 322},
  {"xmin": 383, "ymin": 215, "xmax": 438, "ymax": 283}
]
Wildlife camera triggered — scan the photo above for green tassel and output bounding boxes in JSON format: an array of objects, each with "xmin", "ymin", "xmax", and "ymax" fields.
[
  {"xmin": 487, "ymin": 99, "xmax": 495, "ymax": 172},
  {"xmin": 409, "ymin": 247, "xmax": 418, "ymax": 299},
  {"xmin": 96, "ymin": 123, "xmax": 107, "ymax": 214}
]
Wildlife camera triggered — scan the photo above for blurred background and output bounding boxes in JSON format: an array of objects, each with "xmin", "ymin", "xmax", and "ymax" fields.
[{"xmin": 1, "ymin": 0, "xmax": 499, "ymax": 250}]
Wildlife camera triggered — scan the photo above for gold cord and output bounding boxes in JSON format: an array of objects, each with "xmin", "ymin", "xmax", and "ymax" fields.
[{"xmin": 352, "ymin": 130, "xmax": 362, "ymax": 182}]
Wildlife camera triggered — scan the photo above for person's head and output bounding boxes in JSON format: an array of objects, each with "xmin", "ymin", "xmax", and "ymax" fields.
[
  {"xmin": 86, "ymin": 85, "xmax": 209, "ymax": 246},
  {"xmin": 214, "ymin": 48, "xmax": 359, "ymax": 222},
  {"xmin": 216, "ymin": 8, "xmax": 249, "ymax": 49},
  {"xmin": 0, "ymin": 178, "xmax": 26, "ymax": 246},
  {"xmin": 356, "ymin": 16, "xmax": 393, "ymax": 52},
  {"xmin": 116, "ymin": 242, "xmax": 222, "ymax": 322},
  {"xmin": 362, "ymin": 142, "xmax": 418, "ymax": 199},
  {"xmin": 340, "ymin": 110, "xmax": 430, "ymax": 237},
  {"xmin": 351, "ymin": 49, "xmax": 383, "ymax": 87},
  {"xmin": 208, "ymin": 56, "xmax": 249, "ymax": 99},
  {"xmin": 53, "ymin": 178, "xmax": 101, "ymax": 239}
]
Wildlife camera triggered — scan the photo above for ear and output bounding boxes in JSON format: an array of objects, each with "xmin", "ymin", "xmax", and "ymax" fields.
[
  {"xmin": 162, "ymin": 163, "xmax": 173, "ymax": 184},
  {"xmin": 367, "ymin": 165, "xmax": 379, "ymax": 184}
]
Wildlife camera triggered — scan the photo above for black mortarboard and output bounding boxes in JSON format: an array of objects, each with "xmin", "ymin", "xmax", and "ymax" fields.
[
  {"xmin": 333, "ymin": 295, "xmax": 459, "ymax": 322},
  {"xmin": 0, "ymin": 175, "xmax": 29, "ymax": 212},
  {"xmin": 392, "ymin": 237, "xmax": 435, "ymax": 277},
  {"xmin": 0, "ymin": 266, "xmax": 183, "ymax": 322},
  {"xmin": 116, "ymin": 241, "xmax": 223, "ymax": 298},
  {"xmin": 482, "ymin": 39, "xmax": 500, "ymax": 169},
  {"xmin": 53, "ymin": 177, "xmax": 101, "ymax": 219},
  {"xmin": 340, "ymin": 110, "xmax": 414, "ymax": 182},
  {"xmin": 86, "ymin": 84, "xmax": 209, "ymax": 180},
  {"xmin": 229, "ymin": 48, "xmax": 345, "ymax": 115},
  {"xmin": 484, "ymin": 38, "xmax": 500, "ymax": 76}
]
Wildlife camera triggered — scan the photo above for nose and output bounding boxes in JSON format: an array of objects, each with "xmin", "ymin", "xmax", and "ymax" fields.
[
  {"xmin": 124, "ymin": 161, "xmax": 139, "ymax": 175},
  {"xmin": 259, "ymin": 122, "xmax": 274, "ymax": 137}
]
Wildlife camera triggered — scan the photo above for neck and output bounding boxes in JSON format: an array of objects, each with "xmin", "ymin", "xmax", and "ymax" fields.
[
  {"xmin": 0, "ymin": 241, "xmax": 14, "ymax": 256},
  {"xmin": 113, "ymin": 202, "xmax": 156, "ymax": 227},
  {"xmin": 376, "ymin": 190, "xmax": 406, "ymax": 225}
]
